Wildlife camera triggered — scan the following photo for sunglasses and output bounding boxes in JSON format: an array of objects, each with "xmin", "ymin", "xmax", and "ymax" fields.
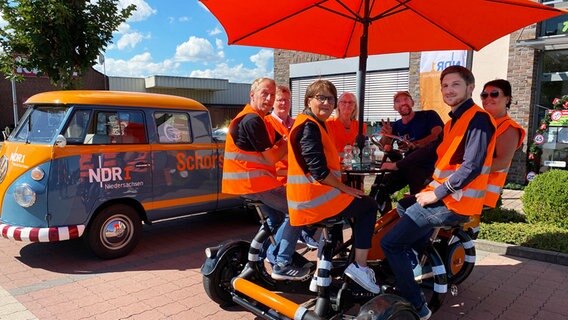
[
  {"xmin": 480, "ymin": 90, "xmax": 500, "ymax": 99},
  {"xmin": 313, "ymin": 94, "xmax": 336, "ymax": 104}
]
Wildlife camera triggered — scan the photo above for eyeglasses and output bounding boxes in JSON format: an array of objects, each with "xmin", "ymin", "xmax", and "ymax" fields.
[
  {"xmin": 313, "ymin": 94, "xmax": 336, "ymax": 104},
  {"xmin": 276, "ymin": 98, "xmax": 290, "ymax": 104},
  {"xmin": 480, "ymin": 90, "xmax": 500, "ymax": 99}
]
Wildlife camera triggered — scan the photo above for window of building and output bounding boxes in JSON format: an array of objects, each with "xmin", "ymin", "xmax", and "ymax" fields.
[{"xmin": 540, "ymin": 1, "xmax": 568, "ymax": 37}]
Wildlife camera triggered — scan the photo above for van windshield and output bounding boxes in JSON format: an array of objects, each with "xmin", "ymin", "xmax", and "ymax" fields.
[{"xmin": 12, "ymin": 105, "xmax": 69, "ymax": 143}]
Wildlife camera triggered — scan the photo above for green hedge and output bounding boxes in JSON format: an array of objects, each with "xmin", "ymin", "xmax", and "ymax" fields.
[
  {"xmin": 522, "ymin": 170, "xmax": 568, "ymax": 229},
  {"xmin": 479, "ymin": 221, "xmax": 568, "ymax": 254}
]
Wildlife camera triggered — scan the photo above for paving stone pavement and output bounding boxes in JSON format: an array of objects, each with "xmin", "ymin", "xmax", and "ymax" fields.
[{"xmin": 1, "ymin": 200, "xmax": 567, "ymax": 320}]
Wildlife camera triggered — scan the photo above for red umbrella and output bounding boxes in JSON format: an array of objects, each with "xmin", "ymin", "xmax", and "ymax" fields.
[{"xmin": 201, "ymin": 0, "xmax": 566, "ymax": 145}]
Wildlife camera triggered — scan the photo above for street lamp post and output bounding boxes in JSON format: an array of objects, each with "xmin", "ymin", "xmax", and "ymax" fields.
[{"xmin": 11, "ymin": 77, "xmax": 18, "ymax": 126}]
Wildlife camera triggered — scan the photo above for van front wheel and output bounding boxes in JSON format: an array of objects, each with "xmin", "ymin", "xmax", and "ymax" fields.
[{"xmin": 86, "ymin": 204, "xmax": 142, "ymax": 259}]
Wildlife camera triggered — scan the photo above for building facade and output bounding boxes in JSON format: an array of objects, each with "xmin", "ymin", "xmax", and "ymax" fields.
[
  {"xmin": 108, "ymin": 75, "xmax": 249, "ymax": 128},
  {"xmin": 274, "ymin": 2, "xmax": 568, "ymax": 185}
]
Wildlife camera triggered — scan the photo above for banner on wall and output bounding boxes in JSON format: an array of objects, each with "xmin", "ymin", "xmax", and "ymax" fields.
[{"xmin": 419, "ymin": 50, "xmax": 467, "ymax": 122}]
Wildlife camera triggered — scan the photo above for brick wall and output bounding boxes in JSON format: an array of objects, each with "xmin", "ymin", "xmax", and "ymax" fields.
[
  {"xmin": 506, "ymin": 24, "xmax": 539, "ymax": 184},
  {"xmin": 409, "ymin": 52, "xmax": 422, "ymax": 109},
  {"xmin": 0, "ymin": 68, "xmax": 107, "ymax": 130},
  {"xmin": 274, "ymin": 49, "xmax": 332, "ymax": 86}
]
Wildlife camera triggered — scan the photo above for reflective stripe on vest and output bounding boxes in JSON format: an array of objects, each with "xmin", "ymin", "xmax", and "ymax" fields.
[
  {"xmin": 286, "ymin": 114, "xmax": 353, "ymax": 226},
  {"xmin": 224, "ymin": 151, "xmax": 271, "ymax": 166},
  {"xmin": 433, "ymin": 165, "xmax": 491, "ymax": 180}
]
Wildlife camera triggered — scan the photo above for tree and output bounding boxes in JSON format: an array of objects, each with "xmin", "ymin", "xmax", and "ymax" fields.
[{"xmin": 0, "ymin": 0, "xmax": 135, "ymax": 89}]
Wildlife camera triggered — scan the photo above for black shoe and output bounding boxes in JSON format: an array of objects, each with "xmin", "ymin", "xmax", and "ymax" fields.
[{"xmin": 271, "ymin": 263, "xmax": 311, "ymax": 281}]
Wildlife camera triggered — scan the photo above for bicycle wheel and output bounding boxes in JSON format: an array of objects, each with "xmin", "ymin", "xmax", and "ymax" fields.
[{"xmin": 414, "ymin": 246, "xmax": 447, "ymax": 313}]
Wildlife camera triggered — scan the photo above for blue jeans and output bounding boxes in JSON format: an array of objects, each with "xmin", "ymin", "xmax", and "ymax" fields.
[
  {"xmin": 244, "ymin": 186, "xmax": 302, "ymax": 267},
  {"xmin": 381, "ymin": 201, "xmax": 469, "ymax": 309}
]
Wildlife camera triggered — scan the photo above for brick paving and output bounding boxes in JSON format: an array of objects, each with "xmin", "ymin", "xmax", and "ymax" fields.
[{"xmin": 1, "ymin": 197, "xmax": 566, "ymax": 320}]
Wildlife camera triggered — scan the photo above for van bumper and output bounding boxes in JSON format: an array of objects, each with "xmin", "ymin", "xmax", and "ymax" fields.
[{"xmin": 0, "ymin": 223, "xmax": 85, "ymax": 242}]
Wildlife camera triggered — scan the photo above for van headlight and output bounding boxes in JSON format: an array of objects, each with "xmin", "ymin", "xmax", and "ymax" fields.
[{"xmin": 14, "ymin": 184, "xmax": 36, "ymax": 208}]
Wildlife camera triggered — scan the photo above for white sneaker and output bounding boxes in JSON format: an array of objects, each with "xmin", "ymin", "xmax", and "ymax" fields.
[{"xmin": 344, "ymin": 263, "xmax": 381, "ymax": 294}]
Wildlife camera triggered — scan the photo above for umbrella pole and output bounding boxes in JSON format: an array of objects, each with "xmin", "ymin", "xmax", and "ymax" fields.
[{"xmin": 356, "ymin": 1, "xmax": 370, "ymax": 153}]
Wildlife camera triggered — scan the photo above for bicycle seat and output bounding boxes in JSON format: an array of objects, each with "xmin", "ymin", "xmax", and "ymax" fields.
[
  {"xmin": 308, "ymin": 217, "xmax": 345, "ymax": 229},
  {"xmin": 440, "ymin": 219, "xmax": 468, "ymax": 231}
]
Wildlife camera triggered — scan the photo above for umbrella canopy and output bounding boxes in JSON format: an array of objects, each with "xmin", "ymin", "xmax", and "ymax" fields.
[{"xmin": 201, "ymin": 0, "xmax": 566, "ymax": 145}]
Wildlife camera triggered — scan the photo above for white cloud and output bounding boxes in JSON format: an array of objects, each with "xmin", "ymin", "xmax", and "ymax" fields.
[
  {"xmin": 174, "ymin": 36, "xmax": 222, "ymax": 63},
  {"xmin": 94, "ymin": 52, "xmax": 180, "ymax": 77},
  {"xmin": 190, "ymin": 49, "xmax": 274, "ymax": 83},
  {"xmin": 179, "ymin": 16, "xmax": 190, "ymax": 22},
  {"xmin": 208, "ymin": 27, "xmax": 222, "ymax": 36},
  {"xmin": 250, "ymin": 49, "xmax": 273, "ymax": 70},
  {"xmin": 119, "ymin": 0, "xmax": 157, "ymax": 22},
  {"xmin": 215, "ymin": 39, "xmax": 224, "ymax": 50},
  {"xmin": 117, "ymin": 22, "xmax": 131, "ymax": 34},
  {"xmin": 117, "ymin": 32, "xmax": 149, "ymax": 50}
]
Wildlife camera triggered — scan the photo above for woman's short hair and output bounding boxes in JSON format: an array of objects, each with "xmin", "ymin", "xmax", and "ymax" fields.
[
  {"xmin": 483, "ymin": 79, "xmax": 512, "ymax": 109},
  {"xmin": 304, "ymin": 79, "xmax": 338, "ymax": 109}
]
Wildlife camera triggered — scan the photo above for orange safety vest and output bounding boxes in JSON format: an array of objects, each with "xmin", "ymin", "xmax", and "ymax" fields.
[
  {"xmin": 287, "ymin": 114, "xmax": 354, "ymax": 226},
  {"xmin": 326, "ymin": 118, "xmax": 366, "ymax": 153},
  {"xmin": 423, "ymin": 104, "xmax": 496, "ymax": 216},
  {"xmin": 265, "ymin": 114, "xmax": 292, "ymax": 184},
  {"xmin": 222, "ymin": 105, "xmax": 282, "ymax": 195},
  {"xmin": 484, "ymin": 115, "xmax": 526, "ymax": 208}
]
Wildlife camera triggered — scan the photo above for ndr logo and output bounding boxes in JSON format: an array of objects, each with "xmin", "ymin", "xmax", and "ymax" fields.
[{"xmin": 88, "ymin": 155, "xmax": 133, "ymax": 186}]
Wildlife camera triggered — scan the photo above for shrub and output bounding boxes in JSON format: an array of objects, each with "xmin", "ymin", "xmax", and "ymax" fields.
[
  {"xmin": 522, "ymin": 169, "xmax": 568, "ymax": 229},
  {"xmin": 481, "ymin": 207, "xmax": 526, "ymax": 224},
  {"xmin": 480, "ymin": 222, "xmax": 568, "ymax": 254}
]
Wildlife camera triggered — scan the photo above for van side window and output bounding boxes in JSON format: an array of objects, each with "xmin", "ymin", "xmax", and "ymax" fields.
[
  {"xmin": 155, "ymin": 112, "xmax": 192, "ymax": 143},
  {"xmin": 84, "ymin": 110, "xmax": 147, "ymax": 144},
  {"xmin": 64, "ymin": 110, "xmax": 91, "ymax": 144}
]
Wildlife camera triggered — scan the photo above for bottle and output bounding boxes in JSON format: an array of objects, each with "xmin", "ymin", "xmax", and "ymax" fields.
[
  {"xmin": 362, "ymin": 140, "xmax": 372, "ymax": 170},
  {"xmin": 369, "ymin": 142, "xmax": 378, "ymax": 169},
  {"xmin": 352, "ymin": 144, "xmax": 361, "ymax": 169},
  {"xmin": 343, "ymin": 144, "xmax": 353, "ymax": 170}
]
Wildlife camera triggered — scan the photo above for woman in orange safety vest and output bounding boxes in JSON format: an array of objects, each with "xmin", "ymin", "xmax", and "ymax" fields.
[
  {"xmin": 287, "ymin": 79, "xmax": 380, "ymax": 294},
  {"xmin": 480, "ymin": 79, "xmax": 526, "ymax": 208},
  {"xmin": 326, "ymin": 92, "xmax": 367, "ymax": 154}
]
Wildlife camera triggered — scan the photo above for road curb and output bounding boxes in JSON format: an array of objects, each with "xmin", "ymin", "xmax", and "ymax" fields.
[{"xmin": 475, "ymin": 239, "xmax": 568, "ymax": 266}]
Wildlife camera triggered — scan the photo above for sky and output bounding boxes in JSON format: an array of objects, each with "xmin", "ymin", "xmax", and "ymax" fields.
[{"xmin": 91, "ymin": 0, "xmax": 273, "ymax": 84}]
